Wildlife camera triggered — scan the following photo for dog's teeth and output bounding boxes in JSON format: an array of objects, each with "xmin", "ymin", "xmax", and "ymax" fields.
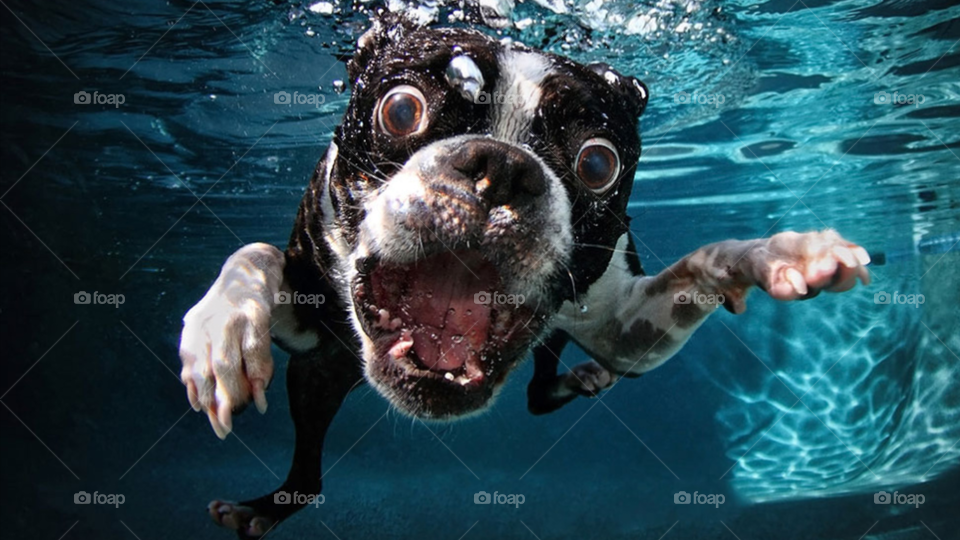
[
  {"xmin": 376, "ymin": 309, "xmax": 392, "ymax": 328},
  {"xmin": 444, "ymin": 372, "xmax": 455, "ymax": 381},
  {"xmin": 389, "ymin": 331, "xmax": 414, "ymax": 359},
  {"xmin": 374, "ymin": 309, "xmax": 402, "ymax": 331}
]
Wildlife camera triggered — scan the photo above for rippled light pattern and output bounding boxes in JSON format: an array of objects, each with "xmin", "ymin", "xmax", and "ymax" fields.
[{"xmin": 709, "ymin": 268, "xmax": 959, "ymax": 503}]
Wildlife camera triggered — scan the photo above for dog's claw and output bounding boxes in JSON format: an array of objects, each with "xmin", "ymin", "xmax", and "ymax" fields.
[
  {"xmin": 252, "ymin": 379, "xmax": 268, "ymax": 414},
  {"xmin": 186, "ymin": 379, "xmax": 201, "ymax": 411},
  {"xmin": 247, "ymin": 516, "xmax": 273, "ymax": 537},
  {"xmin": 857, "ymin": 264, "xmax": 871, "ymax": 286},
  {"xmin": 207, "ymin": 406, "xmax": 229, "ymax": 440},
  {"xmin": 784, "ymin": 267, "xmax": 808, "ymax": 296},
  {"xmin": 209, "ymin": 500, "xmax": 275, "ymax": 538},
  {"xmin": 853, "ymin": 246, "xmax": 871, "ymax": 266},
  {"xmin": 833, "ymin": 245, "xmax": 858, "ymax": 268},
  {"xmin": 217, "ymin": 399, "xmax": 234, "ymax": 436},
  {"xmin": 563, "ymin": 360, "xmax": 618, "ymax": 397}
]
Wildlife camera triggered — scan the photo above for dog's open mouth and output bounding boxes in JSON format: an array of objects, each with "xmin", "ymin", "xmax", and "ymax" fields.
[{"xmin": 353, "ymin": 250, "xmax": 536, "ymax": 413}]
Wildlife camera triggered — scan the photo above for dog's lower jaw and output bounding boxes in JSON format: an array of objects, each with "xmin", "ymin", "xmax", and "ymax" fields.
[{"xmin": 349, "ymin": 249, "xmax": 553, "ymax": 419}]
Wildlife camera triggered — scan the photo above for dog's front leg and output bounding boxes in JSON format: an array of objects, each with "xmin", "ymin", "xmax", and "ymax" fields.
[
  {"xmin": 208, "ymin": 347, "xmax": 363, "ymax": 539},
  {"xmin": 179, "ymin": 243, "xmax": 287, "ymax": 438},
  {"xmin": 559, "ymin": 229, "xmax": 871, "ymax": 379}
]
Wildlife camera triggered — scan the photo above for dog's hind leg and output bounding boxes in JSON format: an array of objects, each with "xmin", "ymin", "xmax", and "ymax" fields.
[
  {"xmin": 527, "ymin": 330, "xmax": 621, "ymax": 415},
  {"xmin": 528, "ymin": 330, "xmax": 574, "ymax": 415},
  {"xmin": 208, "ymin": 347, "xmax": 363, "ymax": 539}
]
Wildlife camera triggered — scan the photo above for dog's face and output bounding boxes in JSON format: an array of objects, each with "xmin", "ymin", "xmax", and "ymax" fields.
[{"xmin": 318, "ymin": 16, "xmax": 648, "ymax": 418}]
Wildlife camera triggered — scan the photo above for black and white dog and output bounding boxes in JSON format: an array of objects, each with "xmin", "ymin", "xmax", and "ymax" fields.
[{"xmin": 179, "ymin": 15, "xmax": 870, "ymax": 537}]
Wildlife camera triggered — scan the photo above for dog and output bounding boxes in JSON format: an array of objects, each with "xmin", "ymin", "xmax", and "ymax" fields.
[{"xmin": 178, "ymin": 14, "xmax": 871, "ymax": 538}]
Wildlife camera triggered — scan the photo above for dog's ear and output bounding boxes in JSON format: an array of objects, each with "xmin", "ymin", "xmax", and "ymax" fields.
[
  {"xmin": 347, "ymin": 12, "xmax": 421, "ymax": 83},
  {"xmin": 587, "ymin": 62, "xmax": 649, "ymax": 118}
]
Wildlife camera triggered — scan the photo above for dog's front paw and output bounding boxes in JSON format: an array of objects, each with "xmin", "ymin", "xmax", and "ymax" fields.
[
  {"xmin": 749, "ymin": 229, "xmax": 871, "ymax": 301},
  {"xmin": 561, "ymin": 360, "xmax": 619, "ymax": 397},
  {"xmin": 208, "ymin": 500, "xmax": 275, "ymax": 539},
  {"xmin": 179, "ymin": 243, "xmax": 283, "ymax": 438}
]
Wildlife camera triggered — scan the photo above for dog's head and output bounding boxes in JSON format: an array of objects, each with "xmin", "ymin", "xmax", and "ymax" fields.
[{"xmin": 318, "ymin": 15, "xmax": 648, "ymax": 418}]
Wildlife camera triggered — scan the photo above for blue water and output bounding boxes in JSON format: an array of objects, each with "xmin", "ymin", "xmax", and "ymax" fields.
[{"xmin": 1, "ymin": 0, "xmax": 958, "ymax": 539}]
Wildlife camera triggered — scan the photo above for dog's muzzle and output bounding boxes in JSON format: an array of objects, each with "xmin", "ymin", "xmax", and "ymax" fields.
[
  {"xmin": 350, "ymin": 136, "xmax": 570, "ymax": 418},
  {"xmin": 369, "ymin": 138, "xmax": 549, "ymax": 252}
]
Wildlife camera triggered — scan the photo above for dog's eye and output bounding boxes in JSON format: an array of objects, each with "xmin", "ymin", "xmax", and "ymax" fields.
[
  {"xmin": 378, "ymin": 86, "xmax": 427, "ymax": 137},
  {"xmin": 575, "ymin": 138, "xmax": 621, "ymax": 193}
]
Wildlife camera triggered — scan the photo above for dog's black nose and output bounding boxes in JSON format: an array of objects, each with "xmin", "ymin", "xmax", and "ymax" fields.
[{"xmin": 447, "ymin": 139, "xmax": 547, "ymax": 206}]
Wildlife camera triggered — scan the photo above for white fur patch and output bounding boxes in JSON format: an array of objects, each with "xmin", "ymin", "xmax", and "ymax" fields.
[
  {"xmin": 555, "ymin": 233, "xmax": 634, "ymax": 331},
  {"xmin": 491, "ymin": 48, "xmax": 553, "ymax": 144},
  {"xmin": 321, "ymin": 142, "xmax": 350, "ymax": 262}
]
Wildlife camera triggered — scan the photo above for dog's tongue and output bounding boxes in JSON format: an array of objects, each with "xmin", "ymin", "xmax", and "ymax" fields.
[{"xmin": 405, "ymin": 253, "xmax": 496, "ymax": 372}]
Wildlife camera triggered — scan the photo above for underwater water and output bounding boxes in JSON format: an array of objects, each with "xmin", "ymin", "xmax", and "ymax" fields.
[{"xmin": 1, "ymin": 0, "xmax": 958, "ymax": 538}]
